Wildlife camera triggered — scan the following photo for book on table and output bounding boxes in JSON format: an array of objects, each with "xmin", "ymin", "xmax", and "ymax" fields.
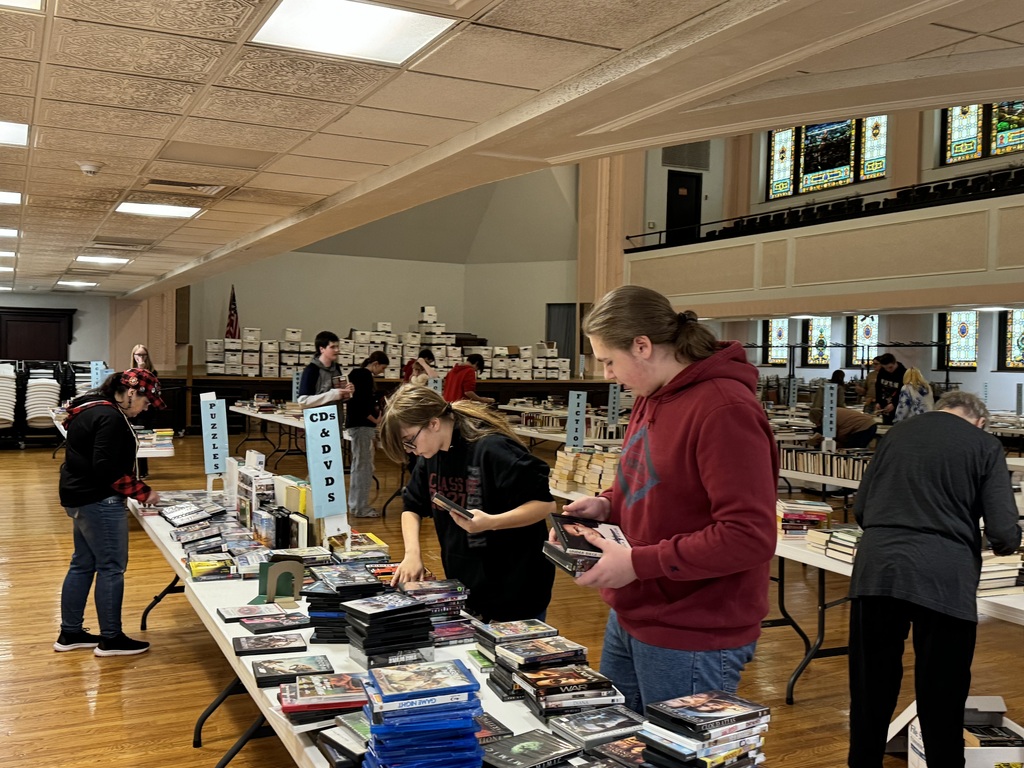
[{"xmin": 366, "ymin": 658, "xmax": 479, "ymax": 702}]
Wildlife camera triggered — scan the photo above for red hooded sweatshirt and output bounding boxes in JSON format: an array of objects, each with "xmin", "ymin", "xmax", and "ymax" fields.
[{"xmin": 600, "ymin": 341, "xmax": 778, "ymax": 651}]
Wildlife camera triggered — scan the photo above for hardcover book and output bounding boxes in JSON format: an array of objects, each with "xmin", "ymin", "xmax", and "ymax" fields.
[
  {"xmin": 481, "ymin": 728, "xmax": 581, "ymax": 768},
  {"xmin": 232, "ymin": 632, "xmax": 307, "ymax": 656},
  {"xmin": 549, "ymin": 514, "xmax": 630, "ymax": 558}
]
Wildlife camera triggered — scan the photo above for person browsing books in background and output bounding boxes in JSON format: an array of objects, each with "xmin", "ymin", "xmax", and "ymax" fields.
[
  {"xmin": 403, "ymin": 348, "xmax": 437, "ymax": 385},
  {"xmin": 847, "ymin": 390, "xmax": 1021, "ymax": 768},
  {"xmin": 558, "ymin": 285, "xmax": 778, "ymax": 713},
  {"xmin": 347, "ymin": 351, "xmax": 388, "ymax": 518},
  {"xmin": 55, "ymin": 368, "xmax": 167, "ymax": 657},
  {"xmin": 443, "ymin": 353, "xmax": 494, "ymax": 404},
  {"xmin": 892, "ymin": 366, "xmax": 934, "ymax": 423},
  {"xmin": 297, "ymin": 330, "xmax": 354, "ymax": 409},
  {"xmin": 856, "ymin": 358, "xmax": 881, "ymax": 414},
  {"xmin": 379, "ymin": 385, "xmax": 555, "ymax": 622},
  {"xmin": 807, "ymin": 406, "xmax": 878, "ymax": 450},
  {"xmin": 129, "ymin": 343, "xmax": 157, "ymax": 479},
  {"xmin": 873, "ymin": 352, "xmax": 907, "ymax": 425}
]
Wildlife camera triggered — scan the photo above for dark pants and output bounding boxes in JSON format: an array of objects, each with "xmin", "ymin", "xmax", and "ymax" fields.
[
  {"xmin": 848, "ymin": 596, "xmax": 976, "ymax": 768},
  {"xmin": 844, "ymin": 425, "xmax": 877, "ymax": 449}
]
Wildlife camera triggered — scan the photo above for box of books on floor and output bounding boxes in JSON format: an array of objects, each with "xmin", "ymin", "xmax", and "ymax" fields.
[
  {"xmin": 363, "ymin": 658, "xmax": 484, "ymax": 768},
  {"xmin": 909, "ymin": 714, "xmax": 1024, "ymax": 768},
  {"xmin": 639, "ymin": 690, "xmax": 770, "ymax": 768}
]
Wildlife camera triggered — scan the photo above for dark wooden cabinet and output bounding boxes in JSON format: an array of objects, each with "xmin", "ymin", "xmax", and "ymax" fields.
[{"xmin": 0, "ymin": 307, "xmax": 76, "ymax": 361}]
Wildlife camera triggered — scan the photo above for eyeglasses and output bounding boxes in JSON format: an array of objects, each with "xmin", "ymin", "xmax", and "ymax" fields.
[{"xmin": 402, "ymin": 425, "xmax": 426, "ymax": 452}]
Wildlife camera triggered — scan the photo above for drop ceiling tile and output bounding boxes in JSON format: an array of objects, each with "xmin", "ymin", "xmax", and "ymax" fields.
[
  {"xmin": 211, "ymin": 200, "xmax": 300, "ymax": 215},
  {"xmin": 321, "ymin": 106, "xmax": 474, "ymax": 145},
  {"xmin": 49, "ymin": 18, "xmax": 229, "ymax": 83},
  {"xmin": 0, "ymin": 179, "xmax": 23, "ymax": 194},
  {"xmin": 411, "ymin": 25, "xmax": 613, "ymax": 90},
  {"xmin": 25, "ymin": 182, "xmax": 122, "ymax": 201},
  {"xmin": 0, "ymin": 93, "xmax": 32, "ymax": 123},
  {"xmin": 157, "ymin": 141, "xmax": 276, "ymax": 170},
  {"xmin": 362, "ymin": 72, "xmax": 536, "ymax": 122},
  {"xmin": 219, "ymin": 46, "xmax": 393, "ymax": 103},
  {"xmin": 480, "ymin": 0, "xmax": 718, "ymax": 49},
  {"xmin": 33, "ymin": 127, "xmax": 164, "ymax": 159},
  {"xmin": 175, "ymin": 117, "xmax": 308, "ymax": 152},
  {"xmin": 199, "ymin": 209, "xmax": 278, "ymax": 224},
  {"xmin": 23, "ymin": 207, "xmax": 105, "ymax": 223},
  {"xmin": 940, "ymin": 0, "xmax": 1024, "ymax": 35},
  {"xmin": 0, "ymin": 163, "xmax": 26, "ymax": 181},
  {"xmin": 56, "ymin": 0, "xmax": 274, "ymax": 42},
  {"xmin": 44, "ymin": 66, "xmax": 200, "ymax": 114},
  {"xmin": 0, "ymin": 8, "xmax": 45, "ymax": 61},
  {"xmin": 227, "ymin": 187, "xmax": 323, "ymax": 206},
  {"xmin": 26, "ymin": 196, "xmax": 111, "ymax": 211},
  {"xmin": 161, "ymin": 231, "xmax": 235, "ymax": 244},
  {"xmin": 247, "ymin": 173, "xmax": 352, "ymax": 196},
  {"xmin": 996, "ymin": 22, "xmax": 1024, "ymax": 43},
  {"xmin": 263, "ymin": 155, "xmax": 384, "ymax": 181},
  {"xmin": 0, "ymin": 208, "xmax": 19, "ymax": 227},
  {"xmin": 30, "ymin": 167, "xmax": 135, "ymax": 187},
  {"xmin": 34, "ymin": 149, "xmax": 147, "ymax": 176},
  {"xmin": 194, "ymin": 87, "xmax": 343, "ymax": 130},
  {"xmin": 38, "ymin": 101, "xmax": 179, "ymax": 139},
  {"xmin": 125, "ymin": 191, "xmax": 219, "ymax": 208},
  {"xmin": 0, "ymin": 58, "xmax": 37, "ymax": 97},
  {"xmin": 144, "ymin": 161, "xmax": 254, "ymax": 186},
  {"xmin": 186, "ymin": 217, "xmax": 258, "ymax": 232},
  {"xmin": 0, "ymin": 147, "xmax": 26, "ymax": 165},
  {"xmin": 798, "ymin": 24, "xmax": 972, "ymax": 73},
  {"xmin": 292, "ymin": 133, "xmax": 424, "ymax": 165}
]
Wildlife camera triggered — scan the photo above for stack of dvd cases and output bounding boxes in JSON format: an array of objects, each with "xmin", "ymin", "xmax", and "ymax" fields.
[
  {"xmin": 341, "ymin": 592, "xmax": 434, "ymax": 669},
  {"xmin": 473, "ymin": 618, "xmax": 558, "ymax": 702},
  {"xmin": 303, "ymin": 563, "xmax": 385, "ymax": 644},
  {"xmin": 512, "ymin": 664, "xmax": 621, "ymax": 721},
  {"xmin": 362, "ymin": 658, "xmax": 484, "ymax": 768},
  {"xmin": 398, "ymin": 578, "xmax": 474, "ymax": 646},
  {"xmin": 277, "ymin": 671, "xmax": 369, "ymax": 726}
]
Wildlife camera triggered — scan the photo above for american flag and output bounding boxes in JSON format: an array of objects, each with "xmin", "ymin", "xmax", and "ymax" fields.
[{"xmin": 225, "ymin": 285, "xmax": 240, "ymax": 339}]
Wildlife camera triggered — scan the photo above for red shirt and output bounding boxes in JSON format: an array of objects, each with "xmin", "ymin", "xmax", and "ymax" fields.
[{"xmin": 443, "ymin": 364, "xmax": 477, "ymax": 402}]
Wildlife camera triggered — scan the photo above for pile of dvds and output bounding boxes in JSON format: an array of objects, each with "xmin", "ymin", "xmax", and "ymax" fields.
[
  {"xmin": 398, "ymin": 578, "xmax": 474, "ymax": 646},
  {"xmin": 362, "ymin": 659, "xmax": 484, "ymax": 768},
  {"xmin": 161, "ymin": 501, "xmax": 216, "ymax": 527},
  {"xmin": 277, "ymin": 671, "xmax": 369, "ymax": 726},
  {"xmin": 481, "ymin": 728, "xmax": 581, "ymax": 768},
  {"xmin": 334, "ymin": 549, "xmax": 392, "ymax": 567},
  {"xmin": 548, "ymin": 704, "xmax": 646, "ymax": 748},
  {"xmin": 341, "ymin": 592, "xmax": 435, "ymax": 669},
  {"xmin": 269, "ymin": 545, "xmax": 335, "ymax": 566},
  {"xmin": 316, "ymin": 710, "xmax": 370, "ymax": 768},
  {"xmin": 250, "ymin": 654, "xmax": 333, "ymax": 688},
  {"xmin": 238, "ymin": 611, "xmax": 312, "ymax": 635},
  {"xmin": 365, "ymin": 561, "xmax": 402, "ymax": 584},
  {"xmin": 637, "ymin": 690, "xmax": 770, "ymax": 768},
  {"xmin": 473, "ymin": 618, "xmax": 559, "ymax": 702},
  {"xmin": 304, "ymin": 563, "xmax": 385, "ymax": 644},
  {"xmin": 544, "ymin": 514, "xmax": 631, "ymax": 578},
  {"xmin": 513, "ymin": 664, "xmax": 621, "ymax": 721}
]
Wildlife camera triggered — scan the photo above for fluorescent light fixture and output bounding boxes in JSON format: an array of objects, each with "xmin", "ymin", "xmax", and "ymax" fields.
[
  {"xmin": 790, "ymin": 315, "xmax": 815, "ymax": 320},
  {"xmin": 0, "ymin": 121, "xmax": 28, "ymax": 147},
  {"xmin": 0, "ymin": 191, "xmax": 21, "ymax": 205},
  {"xmin": 0, "ymin": 286, "xmax": 11, "ymax": 292},
  {"xmin": 116, "ymin": 202, "xmax": 201, "ymax": 218},
  {"xmin": 975, "ymin": 306, "xmax": 1010, "ymax": 312},
  {"xmin": 57, "ymin": 280, "xmax": 97, "ymax": 288},
  {"xmin": 0, "ymin": 251, "xmax": 13, "ymax": 258},
  {"xmin": 76, "ymin": 255, "xmax": 131, "ymax": 265},
  {"xmin": 0, "ymin": 1, "xmax": 43, "ymax": 9},
  {"xmin": 0, "ymin": 228, "xmax": 17, "ymax": 238},
  {"xmin": 253, "ymin": 0, "xmax": 454, "ymax": 65},
  {"xmin": 0, "ymin": 266, "xmax": 12, "ymax": 272}
]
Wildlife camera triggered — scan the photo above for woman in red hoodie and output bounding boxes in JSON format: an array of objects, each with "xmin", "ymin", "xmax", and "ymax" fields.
[{"xmin": 563, "ymin": 285, "xmax": 778, "ymax": 713}]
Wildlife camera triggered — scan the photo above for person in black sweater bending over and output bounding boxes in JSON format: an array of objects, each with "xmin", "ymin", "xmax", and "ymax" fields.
[
  {"xmin": 380, "ymin": 384, "xmax": 556, "ymax": 622},
  {"xmin": 347, "ymin": 350, "xmax": 388, "ymax": 518},
  {"xmin": 872, "ymin": 352, "xmax": 906, "ymax": 425},
  {"xmin": 56, "ymin": 369, "xmax": 166, "ymax": 657}
]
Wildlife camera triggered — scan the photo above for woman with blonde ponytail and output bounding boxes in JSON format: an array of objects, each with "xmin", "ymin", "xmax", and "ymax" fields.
[{"xmin": 379, "ymin": 384, "xmax": 555, "ymax": 622}]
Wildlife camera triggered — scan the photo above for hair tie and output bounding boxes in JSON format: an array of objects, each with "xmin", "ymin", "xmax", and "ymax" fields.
[{"xmin": 677, "ymin": 312, "xmax": 692, "ymax": 325}]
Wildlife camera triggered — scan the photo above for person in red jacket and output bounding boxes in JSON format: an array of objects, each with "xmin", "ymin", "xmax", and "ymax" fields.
[
  {"xmin": 443, "ymin": 354, "xmax": 494, "ymax": 404},
  {"xmin": 561, "ymin": 285, "xmax": 778, "ymax": 713}
]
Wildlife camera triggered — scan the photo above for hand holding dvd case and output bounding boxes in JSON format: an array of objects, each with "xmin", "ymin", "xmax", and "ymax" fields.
[
  {"xmin": 549, "ymin": 514, "xmax": 630, "ymax": 558},
  {"xmin": 432, "ymin": 492, "xmax": 475, "ymax": 520}
]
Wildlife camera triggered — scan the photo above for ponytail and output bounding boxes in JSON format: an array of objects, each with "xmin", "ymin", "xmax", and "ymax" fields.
[{"xmin": 361, "ymin": 350, "xmax": 390, "ymax": 368}]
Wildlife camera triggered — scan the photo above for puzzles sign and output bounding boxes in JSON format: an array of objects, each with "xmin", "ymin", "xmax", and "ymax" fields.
[
  {"xmin": 199, "ymin": 392, "xmax": 227, "ymax": 476},
  {"xmin": 303, "ymin": 405, "xmax": 346, "ymax": 519}
]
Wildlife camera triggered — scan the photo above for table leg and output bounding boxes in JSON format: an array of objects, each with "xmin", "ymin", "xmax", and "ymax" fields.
[
  {"xmin": 140, "ymin": 574, "xmax": 184, "ymax": 630},
  {"xmin": 194, "ymin": 675, "xmax": 247, "ymax": 748},
  {"xmin": 213, "ymin": 714, "xmax": 273, "ymax": 768},
  {"xmin": 785, "ymin": 566, "xmax": 850, "ymax": 705}
]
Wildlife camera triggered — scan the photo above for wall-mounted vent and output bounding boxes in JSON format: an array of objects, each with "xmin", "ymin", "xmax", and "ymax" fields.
[
  {"xmin": 142, "ymin": 179, "xmax": 226, "ymax": 196},
  {"xmin": 87, "ymin": 238, "xmax": 155, "ymax": 251},
  {"xmin": 662, "ymin": 142, "xmax": 711, "ymax": 171}
]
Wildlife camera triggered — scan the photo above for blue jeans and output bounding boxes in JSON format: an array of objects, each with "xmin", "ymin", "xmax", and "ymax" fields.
[
  {"xmin": 60, "ymin": 496, "xmax": 129, "ymax": 637},
  {"xmin": 600, "ymin": 610, "xmax": 757, "ymax": 713},
  {"xmin": 347, "ymin": 427, "xmax": 376, "ymax": 515}
]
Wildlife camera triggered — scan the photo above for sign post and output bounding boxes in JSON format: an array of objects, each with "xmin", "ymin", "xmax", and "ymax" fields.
[
  {"xmin": 199, "ymin": 392, "xmax": 228, "ymax": 491},
  {"xmin": 303, "ymin": 404, "xmax": 347, "ymax": 543},
  {"xmin": 566, "ymin": 391, "xmax": 587, "ymax": 448},
  {"xmin": 607, "ymin": 383, "xmax": 622, "ymax": 427}
]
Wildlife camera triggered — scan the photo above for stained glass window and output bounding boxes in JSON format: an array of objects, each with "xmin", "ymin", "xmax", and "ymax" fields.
[
  {"xmin": 945, "ymin": 310, "xmax": 978, "ymax": 368},
  {"xmin": 1005, "ymin": 310, "xmax": 1024, "ymax": 369},
  {"xmin": 806, "ymin": 317, "xmax": 832, "ymax": 366},
  {"xmin": 769, "ymin": 318, "xmax": 789, "ymax": 365},
  {"xmin": 768, "ymin": 128, "xmax": 795, "ymax": 199},
  {"xmin": 991, "ymin": 101, "xmax": 1024, "ymax": 157},
  {"xmin": 799, "ymin": 120, "xmax": 855, "ymax": 194},
  {"xmin": 945, "ymin": 104, "xmax": 983, "ymax": 164},
  {"xmin": 852, "ymin": 315, "xmax": 878, "ymax": 365},
  {"xmin": 860, "ymin": 115, "xmax": 887, "ymax": 180}
]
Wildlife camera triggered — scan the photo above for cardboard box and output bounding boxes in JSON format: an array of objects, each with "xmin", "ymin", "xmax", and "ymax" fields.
[
  {"xmin": 224, "ymin": 338, "xmax": 242, "ymax": 351},
  {"xmin": 373, "ymin": 321, "xmax": 391, "ymax": 332},
  {"xmin": 279, "ymin": 340, "xmax": 299, "ymax": 352},
  {"xmin": 206, "ymin": 362, "xmax": 225, "ymax": 374},
  {"xmin": 353, "ymin": 344, "xmax": 369, "ymax": 357},
  {"xmin": 261, "ymin": 352, "xmax": 279, "ymax": 365},
  {"xmin": 351, "ymin": 330, "xmax": 371, "ymax": 343},
  {"xmin": 283, "ymin": 328, "xmax": 302, "ymax": 341},
  {"xmin": 225, "ymin": 351, "xmax": 242, "ymax": 365},
  {"xmin": 242, "ymin": 365, "xmax": 260, "ymax": 377},
  {"xmin": 280, "ymin": 365, "xmax": 298, "ymax": 379},
  {"xmin": 492, "ymin": 346, "xmax": 509, "ymax": 356},
  {"xmin": 241, "ymin": 339, "xmax": 260, "ymax": 352},
  {"xmin": 300, "ymin": 341, "xmax": 316, "ymax": 353},
  {"xmin": 337, "ymin": 339, "xmax": 353, "ymax": 353},
  {"xmin": 280, "ymin": 353, "xmax": 299, "ymax": 365},
  {"xmin": 400, "ymin": 332, "xmax": 421, "ymax": 345},
  {"xmin": 260, "ymin": 340, "xmax": 279, "ymax": 352},
  {"xmin": 242, "ymin": 327, "xmax": 261, "ymax": 341},
  {"xmin": 225, "ymin": 364, "xmax": 242, "ymax": 376},
  {"xmin": 243, "ymin": 351, "xmax": 260, "ymax": 366},
  {"xmin": 261, "ymin": 365, "xmax": 279, "ymax": 378},
  {"xmin": 909, "ymin": 716, "xmax": 1024, "ymax": 768}
]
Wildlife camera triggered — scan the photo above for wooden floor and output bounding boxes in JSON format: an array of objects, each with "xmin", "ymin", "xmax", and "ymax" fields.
[{"xmin": 4, "ymin": 433, "xmax": 1023, "ymax": 768}]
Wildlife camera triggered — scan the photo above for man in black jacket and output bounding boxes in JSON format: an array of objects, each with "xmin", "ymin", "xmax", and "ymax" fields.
[{"xmin": 872, "ymin": 352, "xmax": 906, "ymax": 425}]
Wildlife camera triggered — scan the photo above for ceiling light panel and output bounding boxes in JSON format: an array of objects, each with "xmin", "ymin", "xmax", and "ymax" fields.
[
  {"xmin": 0, "ymin": 122, "xmax": 29, "ymax": 147},
  {"xmin": 76, "ymin": 255, "xmax": 131, "ymax": 265},
  {"xmin": 0, "ymin": 228, "xmax": 18, "ymax": 238},
  {"xmin": 57, "ymin": 280, "xmax": 97, "ymax": 287},
  {"xmin": 253, "ymin": 0, "xmax": 455, "ymax": 66},
  {"xmin": 115, "ymin": 202, "xmax": 201, "ymax": 218},
  {"xmin": 0, "ymin": 251, "xmax": 13, "ymax": 258},
  {"xmin": 0, "ymin": 266, "xmax": 13, "ymax": 272},
  {"xmin": 0, "ymin": 286, "xmax": 11, "ymax": 291},
  {"xmin": 0, "ymin": 192, "xmax": 21, "ymax": 205},
  {"xmin": 0, "ymin": 0, "xmax": 41, "ymax": 10}
]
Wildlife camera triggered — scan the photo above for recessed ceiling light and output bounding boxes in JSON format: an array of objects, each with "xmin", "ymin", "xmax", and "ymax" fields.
[
  {"xmin": 57, "ymin": 280, "xmax": 97, "ymax": 288},
  {"xmin": 0, "ymin": 1, "xmax": 43, "ymax": 9},
  {"xmin": 975, "ymin": 306, "xmax": 1010, "ymax": 312},
  {"xmin": 791, "ymin": 315, "xmax": 815, "ymax": 320},
  {"xmin": 0, "ymin": 228, "xmax": 18, "ymax": 238},
  {"xmin": 116, "ymin": 202, "xmax": 201, "ymax": 218},
  {"xmin": 0, "ymin": 251, "xmax": 13, "ymax": 258},
  {"xmin": 0, "ymin": 121, "xmax": 28, "ymax": 147},
  {"xmin": 0, "ymin": 191, "xmax": 21, "ymax": 205},
  {"xmin": 76, "ymin": 255, "xmax": 131, "ymax": 265},
  {"xmin": 253, "ymin": 0, "xmax": 454, "ymax": 66}
]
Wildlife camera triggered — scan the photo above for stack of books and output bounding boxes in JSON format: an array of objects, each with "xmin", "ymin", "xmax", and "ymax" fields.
[
  {"xmin": 473, "ymin": 619, "xmax": 559, "ymax": 701},
  {"xmin": 551, "ymin": 447, "xmax": 591, "ymax": 493},
  {"xmin": 304, "ymin": 563, "xmax": 385, "ymax": 644},
  {"xmin": 825, "ymin": 528, "xmax": 863, "ymax": 563},
  {"xmin": 277, "ymin": 672, "xmax": 369, "ymax": 726},
  {"xmin": 482, "ymin": 729, "xmax": 581, "ymax": 768},
  {"xmin": 548, "ymin": 704, "xmax": 646, "ymax": 748},
  {"xmin": 341, "ymin": 592, "xmax": 435, "ymax": 669},
  {"xmin": 544, "ymin": 514, "xmax": 631, "ymax": 578},
  {"xmin": 778, "ymin": 447, "xmax": 873, "ymax": 480},
  {"xmin": 363, "ymin": 659, "xmax": 485, "ymax": 768},
  {"xmin": 512, "ymin": 665, "xmax": 620, "ymax": 722},
  {"xmin": 578, "ymin": 449, "xmax": 621, "ymax": 494},
  {"xmin": 637, "ymin": 690, "xmax": 771, "ymax": 768},
  {"xmin": 775, "ymin": 498, "xmax": 832, "ymax": 539},
  {"xmin": 803, "ymin": 523, "xmax": 861, "ymax": 555},
  {"xmin": 977, "ymin": 551, "xmax": 1024, "ymax": 597}
]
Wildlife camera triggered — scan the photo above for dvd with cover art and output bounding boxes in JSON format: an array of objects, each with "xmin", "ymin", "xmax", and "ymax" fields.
[{"xmin": 231, "ymin": 632, "xmax": 307, "ymax": 656}]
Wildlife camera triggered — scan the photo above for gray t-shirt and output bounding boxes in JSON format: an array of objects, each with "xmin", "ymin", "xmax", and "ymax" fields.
[{"xmin": 850, "ymin": 410, "xmax": 1021, "ymax": 622}]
